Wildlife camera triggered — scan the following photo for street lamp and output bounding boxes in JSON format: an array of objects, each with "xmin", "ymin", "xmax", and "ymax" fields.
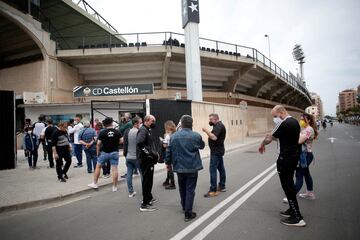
[{"xmin": 264, "ymin": 34, "xmax": 271, "ymax": 59}]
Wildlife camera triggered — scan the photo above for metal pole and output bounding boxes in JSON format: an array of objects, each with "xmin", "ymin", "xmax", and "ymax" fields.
[{"xmin": 90, "ymin": 101, "xmax": 94, "ymax": 128}]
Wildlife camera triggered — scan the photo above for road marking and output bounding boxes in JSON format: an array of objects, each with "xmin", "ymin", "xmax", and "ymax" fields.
[
  {"xmin": 192, "ymin": 169, "xmax": 278, "ymax": 240},
  {"xmin": 328, "ymin": 137, "xmax": 336, "ymax": 143},
  {"xmin": 170, "ymin": 163, "xmax": 277, "ymax": 240},
  {"xmin": 39, "ymin": 195, "xmax": 92, "ymax": 211}
]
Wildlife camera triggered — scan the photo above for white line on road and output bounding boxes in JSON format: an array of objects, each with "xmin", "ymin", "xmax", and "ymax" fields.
[
  {"xmin": 39, "ymin": 195, "xmax": 92, "ymax": 211},
  {"xmin": 169, "ymin": 163, "xmax": 277, "ymax": 240},
  {"xmin": 192, "ymin": 169, "xmax": 278, "ymax": 240}
]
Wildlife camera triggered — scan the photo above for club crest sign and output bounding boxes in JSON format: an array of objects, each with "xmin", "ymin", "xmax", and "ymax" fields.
[
  {"xmin": 182, "ymin": 0, "xmax": 200, "ymax": 28},
  {"xmin": 73, "ymin": 84, "xmax": 154, "ymax": 97}
]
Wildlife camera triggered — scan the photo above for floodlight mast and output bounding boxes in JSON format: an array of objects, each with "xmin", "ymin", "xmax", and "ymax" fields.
[{"xmin": 292, "ymin": 44, "xmax": 305, "ymax": 83}]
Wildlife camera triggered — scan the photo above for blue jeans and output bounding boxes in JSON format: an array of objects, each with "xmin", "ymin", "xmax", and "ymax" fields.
[
  {"xmin": 126, "ymin": 159, "xmax": 141, "ymax": 193},
  {"xmin": 209, "ymin": 154, "xmax": 226, "ymax": 192},
  {"xmin": 295, "ymin": 152, "xmax": 314, "ymax": 192},
  {"xmin": 177, "ymin": 172, "xmax": 198, "ymax": 216},
  {"xmin": 74, "ymin": 144, "xmax": 83, "ymax": 165},
  {"xmin": 84, "ymin": 148, "xmax": 97, "ymax": 173},
  {"xmin": 70, "ymin": 143, "xmax": 75, "ymax": 157}
]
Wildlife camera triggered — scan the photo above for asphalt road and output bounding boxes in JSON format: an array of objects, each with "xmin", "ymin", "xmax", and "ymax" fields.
[{"xmin": 0, "ymin": 123, "xmax": 359, "ymax": 240}]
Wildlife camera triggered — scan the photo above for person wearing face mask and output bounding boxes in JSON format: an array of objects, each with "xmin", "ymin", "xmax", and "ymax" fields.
[
  {"xmin": 258, "ymin": 105, "xmax": 306, "ymax": 227},
  {"xmin": 52, "ymin": 122, "xmax": 72, "ymax": 182},
  {"xmin": 282, "ymin": 113, "xmax": 318, "ymax": 203},
  {"xmin": 24, "ymin": 126, "xmax": 39, "ymax": 169},
  {"xmin": 202, "ymin": 113, "xmax": 227, "ymax": 198},
  {"xmin": 137, "ymin": 115, "xmax": 159, "ymax": 212},
  {"xmin": 295, "ymin": 113, "xmax": 318, "ymax": 200}
]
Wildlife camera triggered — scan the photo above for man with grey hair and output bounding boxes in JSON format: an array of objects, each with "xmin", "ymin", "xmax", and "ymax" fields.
[
  {"xmin": 166, "ymin": 115, "xmax": 205, "ymax": 222},
  {"xmin": 202, "ymin": 113, "xmax": 227, "ymax": 197},
  {"xmin": 79, "ymin": 121, "xmax": 97, "ymax": 173},
  {"xmin": 120, "ymin": 112, "xmax": 133, "ymax": 136},
  {"xmin": 259, "ymin": 105, "xmax": 306, "ymax": 227}
]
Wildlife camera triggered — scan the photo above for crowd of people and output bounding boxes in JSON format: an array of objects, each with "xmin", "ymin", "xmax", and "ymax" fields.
[{"xmin": 22, "ymin": 105, "xmax": 318, "ymax": 226}]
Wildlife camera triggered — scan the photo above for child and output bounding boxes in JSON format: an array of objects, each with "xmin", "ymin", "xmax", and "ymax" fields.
[{"xmin": 24, "ymin": 126, "xmax": 39, "ymax": 169}]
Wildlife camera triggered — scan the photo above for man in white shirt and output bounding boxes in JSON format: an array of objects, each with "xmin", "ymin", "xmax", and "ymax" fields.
[
  {"xmin": 68, "ymin": 117, "xmax": 84, "ymax": 167},
  {"xmin": 33, "ymin": 115, "xmax": 47, "ymax": 161}
]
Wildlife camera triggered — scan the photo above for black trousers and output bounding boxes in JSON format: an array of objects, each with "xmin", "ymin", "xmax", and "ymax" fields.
[
  {"xmin": 56, "ymin": 147, "xmax": 72, "ymax": 179},
  {"xmin": 41, "ymin": 140, "xmax": 47, "ymax": 160},
  {"xmin": 102, "ymin": 159, "xmax": 111, "ymax": 175},
  {"xmin": 141, "ymin": 162, "xmax": 154, "ymax": 205},
  {"xmin": 46, "ymin": 145, "xmax": 54, "ymax": 168},
  {"xmin": 177, "ymin": 172, "xmax": 198, "ymax": 216},
  {"xmin": 165, "ymin": 164, "xmax": 175, "ymax": 185},
  {"xmin": 27, "ymin": 149, "xmax": 38, "ymax": 167},
  {"xmin": 277, "ymin": 154, "xmax": 303, "ymax": 220}
]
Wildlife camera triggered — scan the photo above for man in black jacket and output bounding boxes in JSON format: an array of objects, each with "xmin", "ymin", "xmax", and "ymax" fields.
[{"xmin": 137, "ymin": 114, "xmax": 159, "ymax": 212}]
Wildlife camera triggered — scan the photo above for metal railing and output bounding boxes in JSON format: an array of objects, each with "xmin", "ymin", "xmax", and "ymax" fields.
[
  {"xmin": 72, "ymin": 0, "xmax": 118, "ymax": 33},
  {"xmin": 55, "ymin": 31, "xmax": 311, "ymax": 101}
]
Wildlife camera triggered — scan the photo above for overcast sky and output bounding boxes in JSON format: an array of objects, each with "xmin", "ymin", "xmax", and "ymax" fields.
[{"xmin": 87, "ymin": 0, "xmax": 360, "ymax": 115}]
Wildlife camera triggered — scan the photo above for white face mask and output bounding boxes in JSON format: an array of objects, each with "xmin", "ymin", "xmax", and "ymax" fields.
[
  {"xmin": 273, "ymin": 117, "xmax": 282, "ymax": 125},
  {"xmin": 28, "ymin": 131, "xmax": 32, "ymax": 134},
  {"xmin": 74, "ymin": 121, "xmax": 78, "ymax": 125}
]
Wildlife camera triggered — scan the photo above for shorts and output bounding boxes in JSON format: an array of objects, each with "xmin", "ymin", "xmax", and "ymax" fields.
[{"xmin": 97, "ymin": 151, "xmax": 119, "ymax": 166}]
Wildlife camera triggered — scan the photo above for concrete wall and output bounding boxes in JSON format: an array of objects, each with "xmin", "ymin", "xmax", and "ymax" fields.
[
  {"xmin": 0, "ymin": 58, "xmax": 81, "ymax": 103},
  {"xmin": 0, "ymin": 61, "xmax": 44, "ymax": 95},
  {"xmin": 246, "ymin": 105, "xmax": 302, "ymax": 135},
  {"xmin": 246, "ymin": 106, "xmax": 273, "ymax": 135},
  {"xmin": 49, "ymin": 59, "xmax": 82, "ymax": 103},
  {"xmin": 191, "ymin": 101, "xmax": 246, "ymax": 144}
]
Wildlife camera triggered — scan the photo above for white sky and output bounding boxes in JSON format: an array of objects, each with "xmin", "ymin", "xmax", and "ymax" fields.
[{"xmin": 87, "ymin": 0, "xmax": 360, "ymax": 115}]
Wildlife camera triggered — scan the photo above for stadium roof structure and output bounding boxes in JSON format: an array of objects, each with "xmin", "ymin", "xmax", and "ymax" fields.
[{"xmin": 40, "ymin": 0, "xmax": 126, "ymax": 49}]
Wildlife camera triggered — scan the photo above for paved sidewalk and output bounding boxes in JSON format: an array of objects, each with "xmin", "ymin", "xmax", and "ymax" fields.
[{"xmin": 0, "ymin": 136, "xmax": 263, "ymax": 213}]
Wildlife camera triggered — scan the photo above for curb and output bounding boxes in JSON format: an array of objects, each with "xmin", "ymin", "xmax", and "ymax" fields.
[{"xmin": 0, "ymin": 139, "xmax": 262, "ymax": 214}]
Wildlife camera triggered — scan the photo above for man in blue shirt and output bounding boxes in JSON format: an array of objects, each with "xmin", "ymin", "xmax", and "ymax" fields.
[
  {"xmin": 165, "ymin": 115, "xmax": 205, "ymax": 222},
  {"xmin": 79, "ymin": 121, "xmax": 97, "ymax": 173}
]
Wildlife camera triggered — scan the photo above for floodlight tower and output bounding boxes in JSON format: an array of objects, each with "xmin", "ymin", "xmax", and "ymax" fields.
[{"xmin": 292, "ymin": 44, "xmax": 305, "ymax": 83}]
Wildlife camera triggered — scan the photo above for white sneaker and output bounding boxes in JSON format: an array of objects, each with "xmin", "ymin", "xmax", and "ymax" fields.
[
  {"xmin": 282, "ymin": 197, "xmax": 288, "ymax": 204},
  {"xmin": 129, "ymin": 191, "xmax": 136, "ymax": 198},
  {"xmin": 88, "ymin": 183, "xmax": 98, "ymax": 189},
  {"xmin": 299, "ymin": 191, "xmax": 316, "ymax": 200},
  {"xmin": 112, "ymin": 186, "xmax": 118, "ymax": 192}
]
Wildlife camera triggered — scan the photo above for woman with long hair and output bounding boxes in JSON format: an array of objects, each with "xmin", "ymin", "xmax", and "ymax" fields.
[
  {"xmin": 162, "ymin": 120, "xmax": 177, "ymax": 190},
  {"xmin": 296, "ymin": 113, "xmax": 318, "ymax": 200}
]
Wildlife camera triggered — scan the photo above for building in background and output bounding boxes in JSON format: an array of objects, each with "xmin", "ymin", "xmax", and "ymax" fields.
[
  {"xmin": 310, "ymin": 92, "xmax": 324, "ymax": 119},
  {"xmin": 305, "ymin": 105, "xmax": 319, "ymax": 119},
  {"xmin": 338, "ymin": 89, "xmax": 358, "ymax": 113},
  {"xmin": 336, "ymin": 103, "xmax": 340, "ymax": 115}
]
